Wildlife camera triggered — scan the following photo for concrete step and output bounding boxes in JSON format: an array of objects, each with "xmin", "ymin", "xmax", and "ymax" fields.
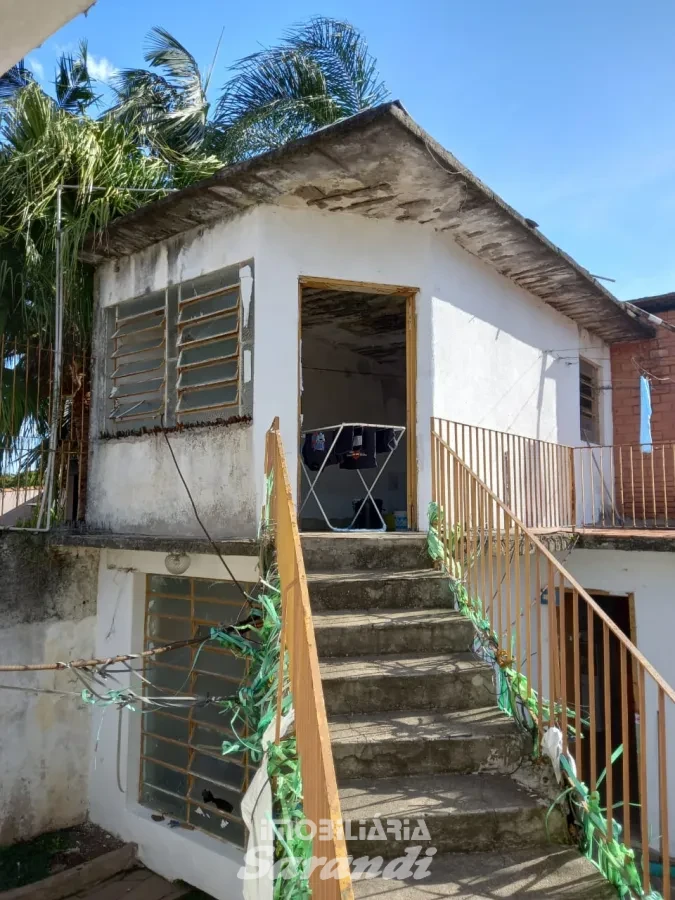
[
  {"xmin": 339, "ymin": 772, "xmax": 568, "ymax": 858},
  {"xmin": 301, "ymin": 532, "xmax": 433, "ymax": 574},
  {"xmin": 351, "ymin": 847, "xmax": 615, "ymax": 898},
  {"xmin": 329, "ymin": 707, "xmax": 530, "ymax": 779},
  {"xmin": 314, "ymin": 608, "xmax": 475, "ymax": 658},
  {"xmin": 308, "ymin": 569, "xmax": 449, "ymax": 612},
  {"xmin": 321, "ymin": 652, "xmax": 493, "ymax": 716}
]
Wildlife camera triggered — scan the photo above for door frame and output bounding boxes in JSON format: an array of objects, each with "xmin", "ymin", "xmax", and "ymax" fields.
[{"xmin": 297, "ymin": 276, "xmax": 419, "ymax": 530}]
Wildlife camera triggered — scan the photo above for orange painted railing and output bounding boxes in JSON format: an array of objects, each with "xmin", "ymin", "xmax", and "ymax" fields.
[
  {"xmin": 431, "ymin": 421, "xmax": 675, "ymax": 896},
  {"xmin": 573, "ymin": 441, "xmax": 675, "ymax": 529},
  {"xmin": 265, "ymin": 418, "xmax": 353, "ymax": 900},
  {"xmin": 433, "ymin": 418, "xmax": 573, "ymax": 529},
  {"xmin": 436, "ymin": 418, "xmax": 675, "ymax": 530}
]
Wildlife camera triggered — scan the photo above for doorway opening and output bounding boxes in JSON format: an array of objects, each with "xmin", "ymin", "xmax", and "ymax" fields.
[
  {"xmin": 298, "ymin": 279, "xmax": 416, "ymax": 533},
  {"xmin": 563, "ymin": 591, "xmax": 640, "ymax": 835}
]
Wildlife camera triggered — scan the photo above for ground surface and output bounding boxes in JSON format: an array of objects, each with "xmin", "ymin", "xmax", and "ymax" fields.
[{"xmin": 0, "ymin": 823, "xmax": 122, "ymax": 890}]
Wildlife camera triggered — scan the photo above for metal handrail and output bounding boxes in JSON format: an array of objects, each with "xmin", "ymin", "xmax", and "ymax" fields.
[
  {"xmin": 432, "ymin": 421, "xmax": 674, "ymax": 896},
  {"xmin": 265, "ymin": 418, "xmax": 354, "ymax": 900}
]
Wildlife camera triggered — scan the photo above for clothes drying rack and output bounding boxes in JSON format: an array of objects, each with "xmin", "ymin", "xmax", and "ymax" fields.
[{"xmin": 299, "ymin": 422, "xmax": 406, "ymax": 532}]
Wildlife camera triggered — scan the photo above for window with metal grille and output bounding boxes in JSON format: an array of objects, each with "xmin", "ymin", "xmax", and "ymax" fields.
[
  {"xmin": 580, "ymin": 357, "xmax": 600, "ymax": 444},
  {"xmin": 107, "ymin": 263, "xmax": 249, "ymax": 432},
  {"xmin": 140, "ymin": 573, "xmax": 253, "ymax": 847}
]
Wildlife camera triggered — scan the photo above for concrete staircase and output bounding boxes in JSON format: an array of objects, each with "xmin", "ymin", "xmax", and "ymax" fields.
[{"xmin": 302, "ymin": 532, "xmax": 615, "ymax": 899}]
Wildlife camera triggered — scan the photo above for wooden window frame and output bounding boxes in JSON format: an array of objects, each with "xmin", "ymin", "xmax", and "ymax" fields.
[{"xmin": 580, "ymin": 356, "xmax": 601, "ymax": 444}]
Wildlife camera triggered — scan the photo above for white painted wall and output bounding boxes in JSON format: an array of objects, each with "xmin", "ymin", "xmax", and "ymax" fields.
[
  {"xmin": 87, "ymin": 422, "xmax": 256, "ymax": 538},
  {"xmin": 559, "ymin": 548, "xmax": 675, "ymax": 853},
  {"xmin": 93, "ymin": 203, "xmax": 613, "ymax": 534},
  {"xmin": 0, "ymin": 545, "xmax": 98, "ymax": 844},
  {"xmin": 89, "ymin": 549, "xmax": 258, "ymax": 899}
]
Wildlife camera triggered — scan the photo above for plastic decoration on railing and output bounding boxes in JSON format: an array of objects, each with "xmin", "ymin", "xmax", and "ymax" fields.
[
  {"xmin": 427, "ymin": 501, "xmax": 663, "ymax": 900},
  {"xmin": 212, "ymin": 468, "xmax": 312, "ymax": 899}
]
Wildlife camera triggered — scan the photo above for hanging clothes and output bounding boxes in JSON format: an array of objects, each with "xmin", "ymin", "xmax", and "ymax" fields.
[{"xmin": 339, "ymin": 426, "xmax": 377, "ymax": 470}]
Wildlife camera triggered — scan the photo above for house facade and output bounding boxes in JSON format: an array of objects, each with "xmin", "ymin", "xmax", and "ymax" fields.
[{"xmin": 1, "ymin": 103, "xmax": 673, "ymax": 898}]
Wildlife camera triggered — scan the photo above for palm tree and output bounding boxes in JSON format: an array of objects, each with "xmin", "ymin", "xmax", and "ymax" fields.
[
  {"xmin": 109, "ymin": 27, "xmax": 221, "ymax": 158},
  {"xmin": 0, "ymin": 46, "xmax": 221, "ymax": 502},
  {"xmin": 111, "ymin": 17, "xmax": 389, "ymax": 163},
  {"xmin": 215, "ymin": 17, "xmax": 389, "ymax": 160},
  {"xmin": 0, "ymin": 18, "xmax": 387, "ymax": 499}
]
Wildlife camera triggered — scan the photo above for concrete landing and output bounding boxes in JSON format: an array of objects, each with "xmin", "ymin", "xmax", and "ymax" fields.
[{"xmin": 351, "ymin": 848, "xmax": 616, "ymax": 898}]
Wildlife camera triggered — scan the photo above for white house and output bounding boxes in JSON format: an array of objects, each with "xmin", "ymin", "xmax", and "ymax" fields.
[{"xmin": 28, "ymin": 102, "xmax": 668, "ymax": 896}]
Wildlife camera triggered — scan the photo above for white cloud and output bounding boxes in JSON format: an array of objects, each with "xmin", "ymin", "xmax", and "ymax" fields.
[
  {"xmin": 88, "ymin": 55, "xmax": 118, "ymax": 84},
  {"xmin": 27, "ymin": 57, "xmax": 44, "ymax": 80}
]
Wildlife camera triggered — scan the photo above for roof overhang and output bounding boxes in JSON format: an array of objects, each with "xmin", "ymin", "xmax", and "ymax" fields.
[
  {"xmin": 0, "ymin": 0, "xmax": 95, "ymax": 74},
  {"xmin": 82, "ymin": 101, "xmax": 651, "ymax": 344}
]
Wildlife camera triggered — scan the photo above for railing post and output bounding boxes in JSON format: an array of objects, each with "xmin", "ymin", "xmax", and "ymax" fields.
[{"xmin": 568, "ymin": 446, "xmax": 576, "ymax": 527}]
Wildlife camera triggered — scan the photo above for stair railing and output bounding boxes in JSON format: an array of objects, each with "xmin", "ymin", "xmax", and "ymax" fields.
[
  {"xmin": 431, "ymin": 420, "xmax": 675, "ymax": 897},
  {"xmin": 265, "ymin": 418, "xmax": 354, "ymax": 900}
]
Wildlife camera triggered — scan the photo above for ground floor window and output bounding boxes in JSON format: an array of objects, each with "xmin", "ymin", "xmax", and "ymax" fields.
[{"xmin": 140, "ymin": 574, "xmax": 253, "ymax": 847}]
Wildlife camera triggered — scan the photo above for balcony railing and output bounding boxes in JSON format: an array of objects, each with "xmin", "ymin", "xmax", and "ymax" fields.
[
  {"xmin": 0, "ymin": 340, "xmax": 89, "ymax": 531},
  {"xmin": 435, "ymin": 418, "xmax": 675, "ymax": 531},
  {"xmin": 431, "ymin": 422, "xmax": 675, "ymax": 897}
]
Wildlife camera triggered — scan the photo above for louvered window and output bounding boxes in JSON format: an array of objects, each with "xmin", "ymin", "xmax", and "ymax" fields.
[
  {"xmin": 106, "ymin": 264, "xmax": 250, "ymax": 433},
  {"xmin": 580, "ymin": 357, "xmax": 600, "ymax": 444},
  {"xmin": 177, "ymin": 279, "xmax": 240, "ymax": 424},
  {"xmin": 109, "ymin": 290, "xmax": 166, "ymax": 429}
]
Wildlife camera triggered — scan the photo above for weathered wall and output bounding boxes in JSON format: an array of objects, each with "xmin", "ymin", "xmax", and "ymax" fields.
[
  {"xmin": 0, "ymin": 534, "xmax": 99, "ymax": 844},
  {"xmin": 86, "ymin": 422, "xmax": 256, "ymax": 538},
  {"xmin": 90, "ymin": 209, "xmax": 260, "ymax": 539},
  {"xmin": 89, "ymin": 549, "xmax": 257, "ymax": 898},
  {"xmin": 92, "ymin": 203, "xmax": 614, "ymax": 533}
]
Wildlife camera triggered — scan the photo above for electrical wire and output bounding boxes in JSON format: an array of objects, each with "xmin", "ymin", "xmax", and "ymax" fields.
[{"xmin": 159, "ymin": 415, "xmax": 249, "ymax": 604}]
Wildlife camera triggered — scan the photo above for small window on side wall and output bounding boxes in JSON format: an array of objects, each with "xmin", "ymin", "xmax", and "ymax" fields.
[{"xmin": 580, "ymin": 357, "xmax": 600, "ymax": 444}]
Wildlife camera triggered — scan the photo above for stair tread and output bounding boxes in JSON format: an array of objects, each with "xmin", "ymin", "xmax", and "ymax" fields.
[
  {"xmin": 351, "ymin": 848, "xmax": 615, "ymax": 898},
  {"xmin": 308, "ymin": 568, "xmax": 446, "ymax": 584},
  {"xmin": 339, "ymin": 772, "xmax": 546, "ymax": 818},
  {"xmin": 314, "ymin": 608, "xmax": 465, "ymax": 629},
  {"xmin": 329, "ymin": 707, "xmax": 520, "ymax": 745},
  {"xmin": 321, "ymin": 652, "xmax": 488, "ymax": 681}
]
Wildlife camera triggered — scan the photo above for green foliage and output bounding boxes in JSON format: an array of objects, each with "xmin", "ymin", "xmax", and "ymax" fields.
[{"xmin": 215, "ymin": 17, "xmax": 389, "ymax": 161}]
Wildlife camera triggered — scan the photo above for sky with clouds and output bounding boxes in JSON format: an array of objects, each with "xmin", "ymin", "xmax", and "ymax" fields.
[{"xmin": 25, "ymin": 0, "xmax": 675, "ymax": 301}]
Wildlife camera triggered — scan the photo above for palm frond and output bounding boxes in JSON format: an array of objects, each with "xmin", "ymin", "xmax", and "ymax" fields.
[
  {"xmin": 0, "ymin": 61, "xmax": 34, "ymax": 103},
  {"xmin": 54, "ymin": 40, "xmax": 99, "ymax": 114},
  {"xmin": 214, "ymin": 16, "xmax": 388, "ymax": 161}
]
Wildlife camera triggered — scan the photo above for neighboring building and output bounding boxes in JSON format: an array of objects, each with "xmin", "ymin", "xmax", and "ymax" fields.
[
  {"xmin": 1, "ymin": 102, "xmax": 673, "ymax": 897},
  {"xmin": 0, "ymin": 0, "xmax": 96, "ymax": 74},
  {"xmin": 610, "ymin": 292, "xmax": 675, "ymax": 522}
]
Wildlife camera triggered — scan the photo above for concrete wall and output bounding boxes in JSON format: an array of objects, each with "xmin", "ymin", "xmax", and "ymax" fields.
[
  {"xmin": 92, "ymin": 203, "xmax": 613, "ymax": 534},
  {"xmin": 89, "ymin": 549, "xmax": 258, "ymax": 899},
  {"xmin": 0, "ymin": 534, "xmax": 99, "ymax": 844},
  {"xmin": 561, "ymin": 548, "xmax": 675, "ymax": 853},
  {"xmin": 87, "ymin": 422, "xmax": 255, "ymax": 538},
  {"xmin": 90, "ymin": 210, "xmax": 260, "ymax": 539}
]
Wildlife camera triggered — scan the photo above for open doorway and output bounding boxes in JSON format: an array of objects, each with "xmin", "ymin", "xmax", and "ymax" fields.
[
  {"xmin": 563, "ymin": 591, "xmax": 640, "ymax": 834},
  {"xmin": 298, "ymin": 279, "xmax": 416, "ymax": 532}
]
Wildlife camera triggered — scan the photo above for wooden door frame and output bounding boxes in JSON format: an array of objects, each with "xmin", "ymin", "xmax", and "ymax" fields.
[{"xmin": 297, "ymin": 276, "xmax": 419, "ymax": 530}]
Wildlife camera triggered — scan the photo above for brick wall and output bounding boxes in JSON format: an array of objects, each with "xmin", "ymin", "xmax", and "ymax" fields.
[{"xmin": 610, "ymin": 306, "xmax": 675, "ymax": 523}]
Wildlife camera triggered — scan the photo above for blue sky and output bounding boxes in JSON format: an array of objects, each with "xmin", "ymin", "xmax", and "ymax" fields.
[{"xmin": 27, "ymin": 0, "xmax": 675, "ymax": 300}]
